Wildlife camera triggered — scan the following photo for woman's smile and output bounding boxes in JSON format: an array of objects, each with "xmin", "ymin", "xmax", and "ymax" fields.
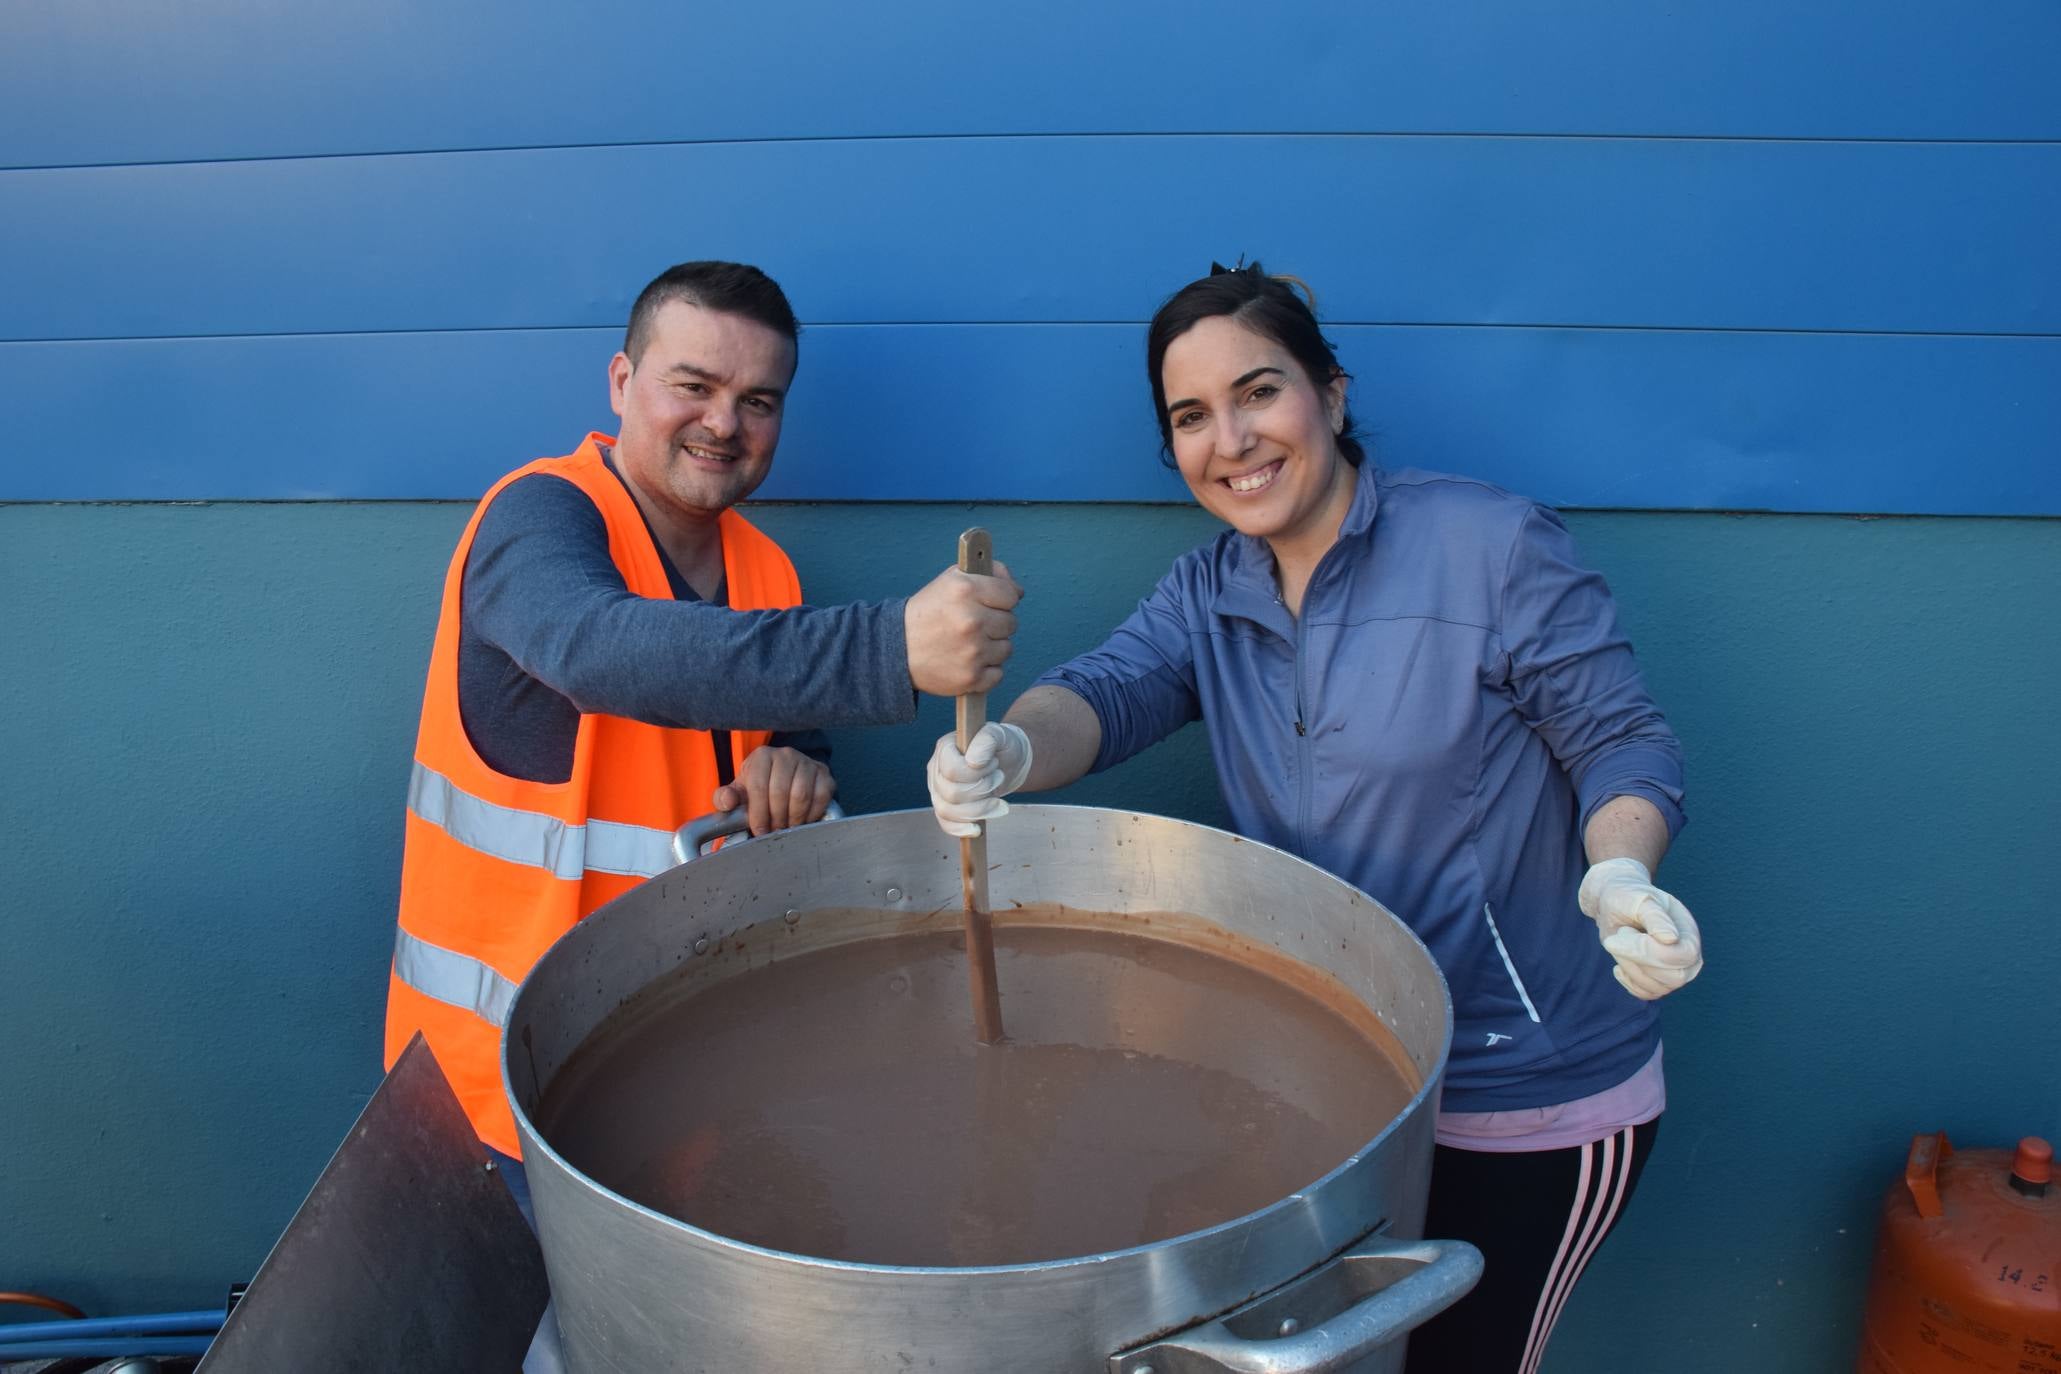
[{"xmin": 1223, "ymin": 458, "xmax": 1284, "ymax": 494}]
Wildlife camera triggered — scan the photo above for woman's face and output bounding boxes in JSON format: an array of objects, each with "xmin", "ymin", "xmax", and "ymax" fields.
[{"xmin": 1160, "ymin": 315, "xmax": 1351, "ymax": 552}]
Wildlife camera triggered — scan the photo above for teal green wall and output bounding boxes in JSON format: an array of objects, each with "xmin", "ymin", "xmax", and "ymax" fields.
[{"xmin": 4, "ymin": 501, "xmax": 2057, "ymax": 1371}]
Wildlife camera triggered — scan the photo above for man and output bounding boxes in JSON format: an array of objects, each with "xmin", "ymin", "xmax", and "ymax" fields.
[{"xmin": 385, "ymin": 260, "xmax": 1019, "ymax": 1167}]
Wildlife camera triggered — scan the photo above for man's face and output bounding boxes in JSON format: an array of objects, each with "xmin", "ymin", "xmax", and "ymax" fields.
[{"xmin": 608, "ymin": 300, "xmax": 796, "ymax": 525}]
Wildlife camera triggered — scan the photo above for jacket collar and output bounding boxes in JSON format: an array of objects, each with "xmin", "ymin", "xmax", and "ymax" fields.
[{"xmin": 1212, "ymin": 464, "xmax": 1383, "ymax": 633}]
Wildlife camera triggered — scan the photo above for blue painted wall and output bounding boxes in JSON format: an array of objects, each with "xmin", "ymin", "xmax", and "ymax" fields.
[
  {"xmin": 4, "ymin": 4, "xmax": 2060, "ymax": 1371},
  {"xmin": 2, "ymin": 2, "xmax": 2056, "ymax": 509}
]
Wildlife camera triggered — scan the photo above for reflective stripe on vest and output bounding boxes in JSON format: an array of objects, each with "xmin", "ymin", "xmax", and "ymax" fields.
[
  {"xmin": 407, "ymin": 761, "xmax": 678, "ymax": 880},
  {"xmin": 392, "ymin": 925, "xmax": 522, "ymax": 1028}
]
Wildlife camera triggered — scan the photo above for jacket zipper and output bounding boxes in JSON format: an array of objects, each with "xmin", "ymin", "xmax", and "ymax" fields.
[
  {"xmin": 1291, "ymin": 543, "xmax": 1343, "ymax": 851},
  {"xmin": 1287, "ymin": 496, "xmax": 1359, "ymax": 851},
  {"xmin": 1297, "ymin": 631, "xmax": 1314, "ymax": 852}
]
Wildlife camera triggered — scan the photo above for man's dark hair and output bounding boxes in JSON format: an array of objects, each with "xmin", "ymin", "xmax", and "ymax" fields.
[
  {"xmin": 1145, "ymin": 259, "xmax": 1366, "ymax": 470},
  {"xmin": 623, "ymin": 260, "xmax": 801, "ymax": 364}
]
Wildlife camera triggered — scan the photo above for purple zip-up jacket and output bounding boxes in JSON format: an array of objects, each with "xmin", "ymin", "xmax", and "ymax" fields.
[{"xmin": 1036, "ymin": 466, "xmax": 1685, "ymax": 1111}]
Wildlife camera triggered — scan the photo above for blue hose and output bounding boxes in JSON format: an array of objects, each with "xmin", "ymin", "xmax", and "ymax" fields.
[
  {"xmin": 0, "ymin": 1333, "xmax": 214, "ymax": 1359},
  {"xmin": 0, "ymin": 1308, "xmax": 224, "ymax": 1341}
]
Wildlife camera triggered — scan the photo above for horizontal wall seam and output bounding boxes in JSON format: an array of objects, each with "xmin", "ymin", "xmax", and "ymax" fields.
[
  {"xmin": 5, "ymin": 499, "xmax": 2060, "ymax": 522},
  {"xmin": 5, "ymin": 129, "xmax": 2060, "ymax": 175},
  {"xmin": 5, "ymin": 323, "xmax": 2058, "ymax": 346}
]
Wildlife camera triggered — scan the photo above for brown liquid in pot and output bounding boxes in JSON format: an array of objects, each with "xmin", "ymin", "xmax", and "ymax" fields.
[{"xmin": 537, "ymin": 913, "xmax": 1419, "ymax": 1267}]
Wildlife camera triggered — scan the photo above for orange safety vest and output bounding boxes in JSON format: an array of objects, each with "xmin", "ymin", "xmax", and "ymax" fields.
[{"xmin": 384, "ymin": 433, "xmax": 802, "ymax": 1154}]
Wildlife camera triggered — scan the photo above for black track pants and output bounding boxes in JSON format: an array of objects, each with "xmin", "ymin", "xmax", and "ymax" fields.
[{"xmin": 1404, "ymin": 1118, "xmax": 1660, "ymax": 1374}]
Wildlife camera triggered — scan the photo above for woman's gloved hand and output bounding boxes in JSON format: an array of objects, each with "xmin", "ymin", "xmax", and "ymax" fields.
[
  {"xmin": 927, "ymin": 722, "xmax": 1033, "ymax": 837},
  {"xmin": 1577, "ymin": 857, "xmax": 1705, "ymax": 1000}
]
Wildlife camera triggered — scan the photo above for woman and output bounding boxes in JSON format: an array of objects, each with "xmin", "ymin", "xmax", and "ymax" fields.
[{"xmin": 926, "ymin": 262, "xmax": 1704, "ymax": 1373}]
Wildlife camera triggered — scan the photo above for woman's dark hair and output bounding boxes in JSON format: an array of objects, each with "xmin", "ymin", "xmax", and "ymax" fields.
[
  {"xmin": 1145, "ymin": 260, "xmax": 1364, "ymax": 469},
  {"xmin": 624, "ymin": 260, "xmax": 801, "ymax": 364}
]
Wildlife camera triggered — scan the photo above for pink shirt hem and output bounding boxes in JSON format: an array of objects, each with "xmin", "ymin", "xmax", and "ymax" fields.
[{"xmin": 1433, "ymin": 1043, "xmax": 1665, "ymax": 1153}]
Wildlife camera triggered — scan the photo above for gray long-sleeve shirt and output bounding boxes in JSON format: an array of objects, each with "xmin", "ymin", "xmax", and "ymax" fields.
[{"xmin": 458, "ymin": 451, "xmax": 915, "ymax": 783}]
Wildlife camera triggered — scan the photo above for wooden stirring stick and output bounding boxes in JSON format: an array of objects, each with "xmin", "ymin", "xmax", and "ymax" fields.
[{"xmin": 956, "ymin": 528, "xmax": 1006, "ymax": 1044}]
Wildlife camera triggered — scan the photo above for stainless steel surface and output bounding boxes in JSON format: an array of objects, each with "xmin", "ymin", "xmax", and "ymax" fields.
[
  {"xmin": 197, "ymin": 1036, "xmax": 549, "ymax": 1373},
  {"xmin": 1108, "ymin": 1238, "xmax": 1484, "ymax": 1373},
  {"xmin": 507, "ymin": 805, "xmax": 1461, "ymax": 1373},
  {"xmin": 671, "ymin": 798, "xmax": 845, "ymax": 863}
]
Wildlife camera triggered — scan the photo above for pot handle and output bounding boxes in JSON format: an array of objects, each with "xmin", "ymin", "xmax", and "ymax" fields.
[
  {"xmin": 1107, "ymin": 1236, "xmax": 1483, "ymax": 1374},
  {"xmin": 671, "ymin": 800, "xmax": 847, "ymax": 865}
]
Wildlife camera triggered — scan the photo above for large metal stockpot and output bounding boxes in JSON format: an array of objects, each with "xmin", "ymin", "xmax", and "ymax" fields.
[{"xmin": 504, "ymin": 805, "xmax": 1478, "ymax": 1373}]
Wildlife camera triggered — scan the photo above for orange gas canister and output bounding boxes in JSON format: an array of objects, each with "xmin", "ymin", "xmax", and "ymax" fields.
[{"xmin": 1857, "ymin": 1132, "xmax": 2059, "ymax": 1373}]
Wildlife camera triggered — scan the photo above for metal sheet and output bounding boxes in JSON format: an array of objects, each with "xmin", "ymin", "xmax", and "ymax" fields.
[
  {"xmin": 196, "ymin": 1035, "xmax": 548, "ymax": 1373},
  {"xmin": 8, "ymin": 325, "xmax": 2060, "ymax": 512},
  {"xmin": 7, "ymin": 2, "xmax": 2059, "ymax": 168},
  {"xmin": 11, "ymin": 139, "xmax": 2059, "ymax": 342}
]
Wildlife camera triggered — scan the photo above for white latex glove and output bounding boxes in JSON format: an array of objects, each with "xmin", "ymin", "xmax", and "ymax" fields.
[
  {"xmin": 927, "ymin": 722, "xmax": 1033, "ymax": 838},
  {"xmin": 1577, "ymin": 857, "xmax": 1705, "ymax": 1001}
]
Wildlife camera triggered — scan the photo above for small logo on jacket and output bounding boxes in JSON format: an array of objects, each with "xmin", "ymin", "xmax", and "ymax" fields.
[{"xmin": 1484, "ymin": 1032, "xmax": 1515, "ymax": 1047}]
